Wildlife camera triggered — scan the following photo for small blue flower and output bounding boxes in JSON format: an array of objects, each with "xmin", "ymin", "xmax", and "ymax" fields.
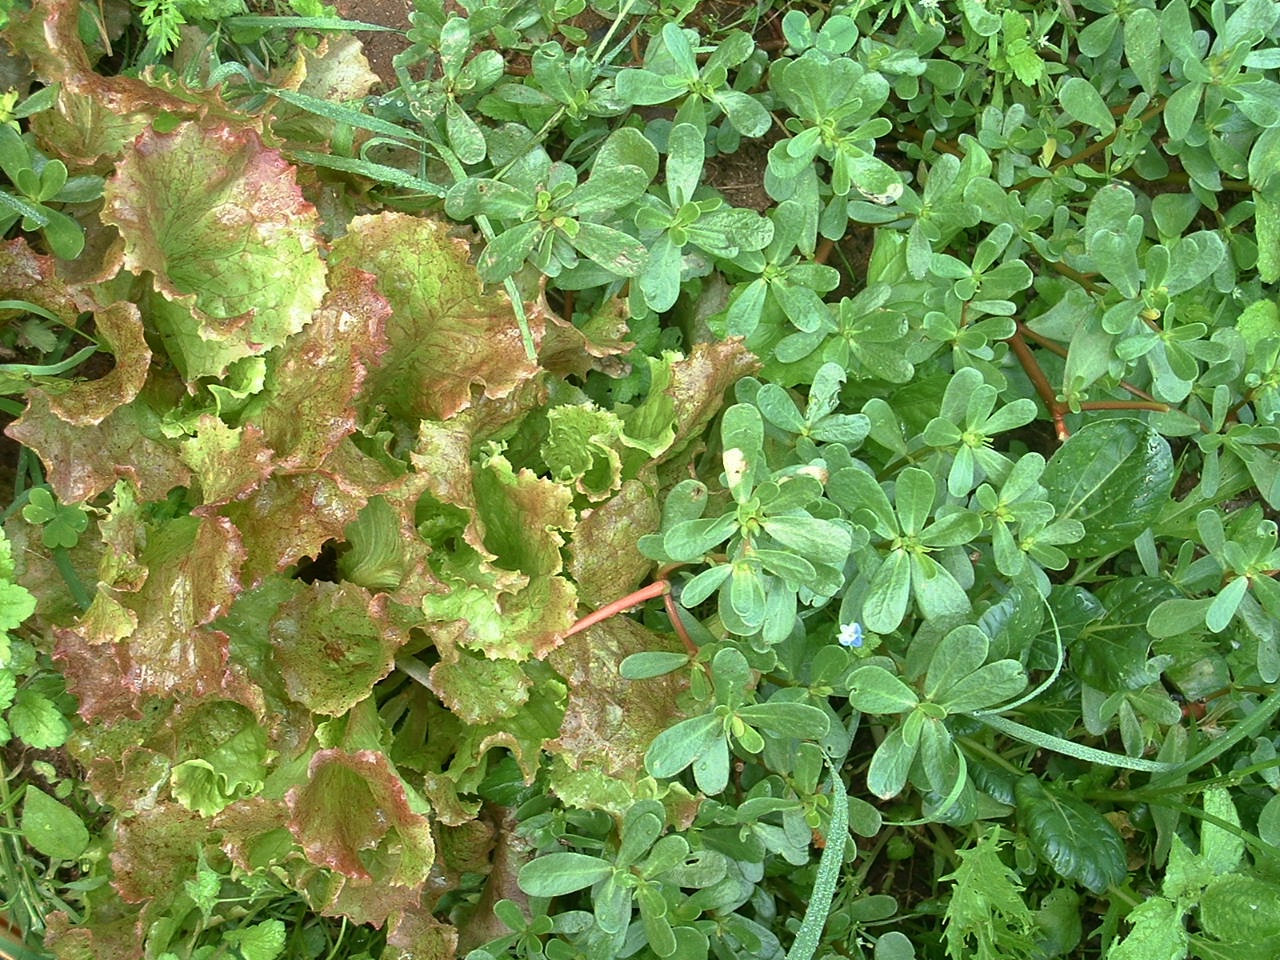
[{"xmin": 838, "ymin": 622, "xmax": 864, "ymax": 648}]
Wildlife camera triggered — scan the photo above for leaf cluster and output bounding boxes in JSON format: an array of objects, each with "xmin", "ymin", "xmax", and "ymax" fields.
[{"xmin": 3, "ymin": 0, "xmax": 1280, "ymax": 959}]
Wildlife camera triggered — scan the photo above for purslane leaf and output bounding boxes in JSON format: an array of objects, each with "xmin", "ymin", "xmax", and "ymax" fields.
[
  {"xmin": 866, "ymin": 725, "xmax": 916, "ymax": 799},
  {"xmin": 847, "ymin": 665, "xmax": 919, "ymax": 714},
  {"xmin": 736, "ymin": 701, "xmax": 830, "ymax": 739},
  {"xmin": 1058, "ymin": 78, "xmax": 1116, "ymax": 136},
  {"xmin": 518, "ymin": 852, "xmax": 614, "ymax": 897},
  {"xmin": 645, "ymin": 713, "xmax": 723, "ymax": 780},
  {"xmin": 862, "ymin": 550, "xmax": 911, "ymax": 633}
]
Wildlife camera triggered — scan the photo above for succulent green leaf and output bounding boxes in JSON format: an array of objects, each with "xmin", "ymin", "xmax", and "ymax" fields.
[
  {"xmin": 616, "ymin": 68, "xmax": 682, "ymax": 106},
  {"xmin": 1146, "ymin": 596, "xmax": 1213, "ymax": 637},
  {"xmin": 680, "ymin": 563, "xmax": 733, "ymax": 606},
  {"xmin": 691, "ymin": 735, "xmax": 731, "ymax": 794},
  {"xmin": 924, "ymin": 625, "xmax": 988, "ymax": 703},
  {"xmin": 619, "ymin": 650, "xmax": 691, "ymax": 681},
  {"xmin": 570, "ymin": 221, "xmax": 647, "ymax": 277},
  {"xmin": 714, "ymin": 89, "xmax": 771, "ymax": 137},
  {"xmin": 939, "ymin": 661, "xmax": 1026, "ymax": 714},
  {"xmin": 862, "ymin": 549, "xmax": 911, "ymax": 634},
  {"xmin": 518, "ymin": 851, "xmax": 614, "ymax": 896},
  {"xmin": 761, "ymin": 515, "xmax": 851, "ymax": 567},
  {"xmin": 736, "ymin": 701, "xmax": 830, "ymax": 740},
  {"xmin": 1165, "ymin": 81, "xmax": 1202, "ymax": 143},
  {"xmin": 1206, "ymin": 576, "xmax": 1249, "ymax": 633},
  {"xmin": 618, "ymin": 803, "xmax": 666, "ymax": 869},
  {"xmin": 646, "ymin": 713, "xmax": 723, "ymax": 780},
  {"xmin": 910, "ymin": 553, "xmax": 972, "ymax": 621},
  {"xmin": 828, "ymin": 467, "xmax": 897, "ymax": 537},
  {"xmin": 638, "ymin": 232, "xmax": 684, "ymax": 312},
  {"xmin": 1058, "ymin": 78, "xmax": 1116, "ymax": 136},
  {"xmin": 721, "ymin": 403, "xmax": 764, "ymax": 500},
  {"xmin": 664, "ymin": 514, "xmax": 738, "ymax": 561},
  {"xmin": 866, "ymin": 725, "xmax": 916, "ymax": 799},
  {"xmin": 847, "ymin": 665, "xmax": 919, "ymax": 714}
]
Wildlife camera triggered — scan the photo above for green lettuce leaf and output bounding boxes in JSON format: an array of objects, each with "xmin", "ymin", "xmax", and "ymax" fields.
[
  {"xmin": 426, "ymin": 651, "xmax": 532, "ymax": 724},
  {"xmin": 170, "ymin": 699, "xmax": 269, "ymax": 816},
  {"xmin": 8, "ymin": 391, "xmax": 192, "ymax": 504},
  {"xmin": 542, "ymin": 403, "xmax": 626, "ymax": 501},
  {"xmin": 252, "ymin": 261, "xmax": 390, "ymax": 472},
  {"xmin": 179, "ymin": 414, "xmax": 277, "ymax": 507},
  {"xmin": 109, "ymin": 801, "xmax": 211, "ymax": 905},
  {"xmin": 270, "ymin": 581, "xmax": 408, "ymax": 716},
  {"xmin": 61, "ymin": 505, "xmax": 245, "ymax": 714},
  {"xmin": 329, "ymin": 212, "xmax": 541, "ymax": 421},
  {"xmin": 566, "ymin": 476, "xmax": 661, "ymax": 608},
  {"xmin": 420, "ymin": 450, "xmax": 577, "ymax": 660},
  {"xmin": 546, "ymin": 618, "xmax": 687, "ymax": 782},
  {"xmin": 222, "ymin": 444, "xmax": 376, "ymax": 590},
  {"xmin": 286, "ymin": 748, "xmax": 435, "ymax": 885},
  {"xmin": 9, "ymin": 0, "xmax": 197, "ymax": 168},
  {"xmin": 102, "ymin": 121, "xmax": 328, "ymax": 380}
]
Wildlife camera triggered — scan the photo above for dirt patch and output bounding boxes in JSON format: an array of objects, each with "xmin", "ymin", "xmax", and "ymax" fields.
[
  {"xmin": 333, "ymin": 0, "xmax": 414, "ymax": 89},
  {"xmin": 706, "ymin": 137, "xmax": 772, "ymax": 212}
]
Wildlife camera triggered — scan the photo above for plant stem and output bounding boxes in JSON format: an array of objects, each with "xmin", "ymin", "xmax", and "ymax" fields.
[
  {"xmin": 955, "ymin": 735, "xmax": 1025, "ymax": 777},
  {"xmin": 0, "ymin": 760, "xmax": 43, "ymax": 942},
  {"xmin": 564, "ymin": 580, "xmax": 671, "ymax": 637},
  {"xmin": 53, "ymin": 547, "xmax": 92, "ymax": 612},
  {"xmin": 1005, "ymin": 326, "xmax": 1067, "ymax": 439},
  {"xmin": 662, "ymin": 590, "xmax": 700, "ymax": 656},
  {"xmin": 1013, "ymin": 96, "xmax": 1166, "ymax": 192}
]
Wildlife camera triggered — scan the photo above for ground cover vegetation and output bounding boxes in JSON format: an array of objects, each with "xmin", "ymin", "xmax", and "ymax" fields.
[{"xmin": 0, "ymin": 0, "xmax": 1277, "ymax": 956}]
